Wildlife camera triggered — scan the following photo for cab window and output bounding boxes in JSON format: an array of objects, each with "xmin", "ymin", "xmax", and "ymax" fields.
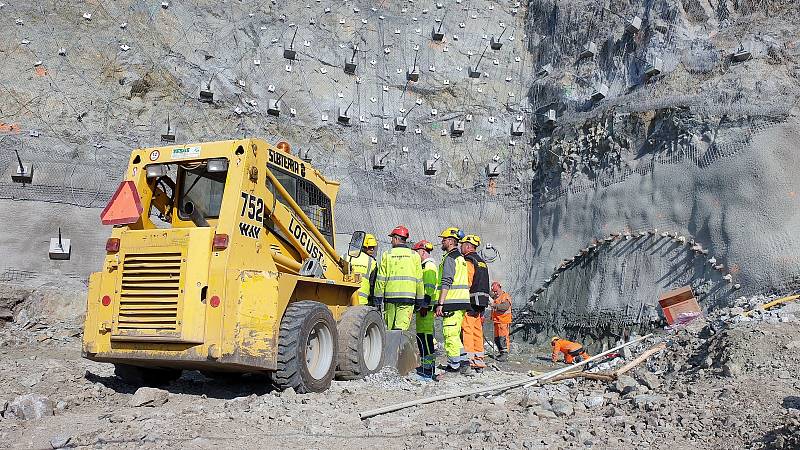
[
  {"xmin": 271, "ymin": 168, "xmax": 333, "ymax": 245},
  {"xmin": 178, "ymin": 164, "xmax": 226, "ymax": 219}
]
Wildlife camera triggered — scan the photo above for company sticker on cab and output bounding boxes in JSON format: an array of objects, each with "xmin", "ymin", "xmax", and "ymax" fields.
[{"xmin": 171, "ymin": 146, "xmax": 201, "ymax": 159}]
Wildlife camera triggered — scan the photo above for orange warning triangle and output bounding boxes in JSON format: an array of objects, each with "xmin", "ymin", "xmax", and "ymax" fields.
[{"xmin": 101, "ymin": 181, "xmax": 144, "ymax": 225}]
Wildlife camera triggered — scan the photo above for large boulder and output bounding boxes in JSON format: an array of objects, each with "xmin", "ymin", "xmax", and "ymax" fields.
[
  {"xmin": 632, "ymin": 394, "xmax": 665, "ymax": 411},
  {"xmin": 550, "ymin": 398, "xmax": 574, "ymax": 417},
  {"xmin": 5, "ymin": 393, "xmax": 54, "ymax": 420},
  {"xmin": 129, "ymin": 387, "xmax": 169, "ymax": 407},
  {"xmin": 584, "ymin": 395, "xmax": 605, "ymax": 410},
  {"xmin": 635, "ymin": 371, "xmax": 661, "ymax": 390},
  {"xmin": 610, "ymin": 375, "xmax": 639, "ymax": 395}
]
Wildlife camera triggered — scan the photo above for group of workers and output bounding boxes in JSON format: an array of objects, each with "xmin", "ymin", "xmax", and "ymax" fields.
[
  {"xmin": 346, "ymin": 225, "xmax": 592, "ymax": 381},
  {"xmin": 346, "ymin": 225, "xmax": 513, "ymax": 381}
]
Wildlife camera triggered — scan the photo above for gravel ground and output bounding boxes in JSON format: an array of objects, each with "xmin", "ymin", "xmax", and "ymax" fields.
[{"xmin": 1, "ymin": 295, "xmax": 798, "ymax": 449}]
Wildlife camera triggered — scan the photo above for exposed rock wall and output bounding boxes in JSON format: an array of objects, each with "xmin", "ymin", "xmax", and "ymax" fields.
[
  {"xmin": 0, "ymin": 0, "xmax": 798, "ymax": 336},
  {"xmin": 516, "ymin": 0, "xmax": 800, "ymax": 337}
]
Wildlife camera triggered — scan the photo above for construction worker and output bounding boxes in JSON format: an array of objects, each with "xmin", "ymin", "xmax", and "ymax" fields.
[
  {"xmin": 374, "ymin": 226, "xmax": 423, "ymax": 331},
  {"xmin": 434, "ymin": 227, "xmax": 472, "ymax": 373},
  {"xmin": 345, "ymin": 234, "xmax": 378, "ymax": 305},
  {"xmin": 412, "ymin": 240, "xmax": 438, "ymax": 380},
  {"xmin": 490, "ymin": 281, "xmax": 512, "ymax": 361},
  {"xmin": 551, "ymin": 336, "xmax": 591, "ymax": 364},
  {"xmin": 460, "ymin": 234, "xmax": 491, "ymax": 371}
]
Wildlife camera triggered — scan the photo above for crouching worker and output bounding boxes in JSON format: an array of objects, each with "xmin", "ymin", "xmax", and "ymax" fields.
[{"xmin": 551, "ymin": 336, "xmax": 590, "ymax": 364}]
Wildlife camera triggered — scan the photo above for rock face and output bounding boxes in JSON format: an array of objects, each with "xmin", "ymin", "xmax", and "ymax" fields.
[
  {"xmin": 0, "ymin": 0, "xmax": 797, "ymax": 350},
  {"xmin": 129, "ymin": 387, "xmax": 169, "ymax": 407},
  {"xmin": 5, "ymin": 393, "xmax": 54, "ymax": 420}
]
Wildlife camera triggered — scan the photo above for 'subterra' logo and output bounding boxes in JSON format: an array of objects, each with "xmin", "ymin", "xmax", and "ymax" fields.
[{"xmin": 269, "ymin": 149, "xmax": 306, "ymax": 178}]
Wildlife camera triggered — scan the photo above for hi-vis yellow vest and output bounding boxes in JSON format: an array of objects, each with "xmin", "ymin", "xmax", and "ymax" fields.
[
  {"xmin": 347, "ymin": 253, "xmax": 375, "ymax": 305},
  {"xmin": 436, "ymin": 249, "xmax": 470, "ymax": 310},
  {"xmin": 374, "ymin": 246, "xmax": 424, "ymax": 304}
]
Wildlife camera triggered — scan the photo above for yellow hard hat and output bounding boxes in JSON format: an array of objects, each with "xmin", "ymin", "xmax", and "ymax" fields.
[
  {"xmin": 551, "ymin": 336, "xmax": 560, "ymax": 344},
  {"xmin": 439, "ymin": 227, "xmax": 462, "ymax": 240},
  {"xmin": 363, "ymin": 234, "xmax": 378, "ymax": 247},
  {"xmin": 461, "ymin": 234, "xmax": 481, "ymax": 247}
]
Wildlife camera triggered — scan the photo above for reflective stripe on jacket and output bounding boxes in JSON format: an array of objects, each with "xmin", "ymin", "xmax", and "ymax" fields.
[
  {"xmin": 346, "ymin": 253, "xmax": 376, "ymax": 302},
  {"xmin": 421, "ymin": 258, "xmax": 438, "ymax": 308},
  {"xmin": 436, "ymin": 249, "xmax": 470, "ymax": 311},
  {"xmin": 491, "ymin": 291, "xmax": 512, "ymax": 324},
  {"xmin": 374, "ymin": 246, "xmax": 424, "ymax": 304}
]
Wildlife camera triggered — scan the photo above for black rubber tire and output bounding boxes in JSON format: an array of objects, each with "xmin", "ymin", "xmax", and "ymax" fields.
[
  {"xmin": 114, "ymin": 364, "xmax": 182, "ymax": 387},
  {"xmin": 336, "ymin": 306, "xmax": 386, "ymax": 380},
  {"xmin": 273, "ymin": 301, "xmax": 338, "ymax": 393}
]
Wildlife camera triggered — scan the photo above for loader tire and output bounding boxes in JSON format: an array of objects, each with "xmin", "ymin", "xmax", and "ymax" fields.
[
  {"xmin": 274, "ymin": 301, "xmax": 338, "ymax": 393},
  {"xmin": 114, "ymin": 364, "xmax": 181, "ymax": 387},
  {"xmin": 336, "ymin": 306, "xmax": 386, "ymax": 380}
]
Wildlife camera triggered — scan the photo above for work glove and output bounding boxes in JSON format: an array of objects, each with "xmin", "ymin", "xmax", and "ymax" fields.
[
  {"xmin": 419, "ymin": 307, "xmax": 429, "ymax": 317},
  {"xmin": 415, "ymin": 294, "xmax": 432, "ymax": 312}
]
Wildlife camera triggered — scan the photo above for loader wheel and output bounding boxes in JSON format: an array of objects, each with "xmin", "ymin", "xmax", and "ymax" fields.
[
  {"xmin": 336, "ymin": 306, "xmax": 386, "ymax": 380},
  {"xmin": 274, "ymin": 301, "xmax": 338, "ymax": 393},
  {"xmin": 114, "ymin": 364, "xmax": 182, "ymax": 387}
]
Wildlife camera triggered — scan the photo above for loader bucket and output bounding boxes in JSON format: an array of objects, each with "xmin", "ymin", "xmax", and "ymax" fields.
[{"xmin": 382, "ymin": 330, "xmax": 419, "ymax": 375}]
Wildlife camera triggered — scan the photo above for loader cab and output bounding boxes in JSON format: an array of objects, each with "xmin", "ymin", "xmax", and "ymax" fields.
[{"xmin": 143, "ymin": 157, "xmax": 230, "ymax": 229}]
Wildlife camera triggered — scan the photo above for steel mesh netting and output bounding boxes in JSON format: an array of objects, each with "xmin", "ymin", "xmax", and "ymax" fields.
[
  {"xmin": 1, "ymin": 0, "xmax": 537, "ymax": 213},
  {"xmin": 536, "ymin": 109, "xmax": 795, "ymax": 204},
  {"xmin": 0, "ymin": 268, "xmax": 39, "ymax": 284},
  {"xmin": 513, "ymin": 236, "xmax": 734, "ymax": 336}
]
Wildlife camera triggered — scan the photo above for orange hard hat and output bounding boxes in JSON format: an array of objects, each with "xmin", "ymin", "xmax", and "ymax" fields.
[
  {"xmin": 491, "ymin": 281, "xmax": 502, "ymax": 293},
  {"xmin": 389, "ymin": 225, "xmax": 410, "ymax": 239},
  {"xmin": 412, "ymin": 240, "xmax": 434, "ymax": 251}
]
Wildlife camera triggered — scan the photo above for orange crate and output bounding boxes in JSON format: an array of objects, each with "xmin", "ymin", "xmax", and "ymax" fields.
[{"xmin": 658, "ymin": 286, "xmax": 701, "ymax": 325}]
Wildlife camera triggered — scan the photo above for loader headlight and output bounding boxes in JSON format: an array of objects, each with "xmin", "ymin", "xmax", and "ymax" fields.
[
  {"xmin": 207, "ymin": 158, "xmax": 228, "ymax": 173},
  {"xmin": 146, "ymin": 164, "xmax": 168, "ymax": 179}
]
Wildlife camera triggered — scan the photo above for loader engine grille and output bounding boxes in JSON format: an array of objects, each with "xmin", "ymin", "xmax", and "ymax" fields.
[{"xmin": 118, "ymin": 252, "xmax": 183, "ymax": 332}]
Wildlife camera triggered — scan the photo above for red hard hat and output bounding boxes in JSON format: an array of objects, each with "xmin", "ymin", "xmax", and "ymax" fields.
[
  {"xmin": 389, "ymin": 225, "xmax": 410, "ymax": 239},
  {"xmin": 491, "ymin": 281, "xmax": 502, "ymax": 293},
  {"xmin": 412, "ymin": 240, "xmax": 434, "ymax": 251}
]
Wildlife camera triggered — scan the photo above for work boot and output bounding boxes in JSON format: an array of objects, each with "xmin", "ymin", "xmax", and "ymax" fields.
[
  {"xmin": 442, "ymin": 364, "xmax": 461, "ymax": 373},
  {"xmin": 459, "ymin": 363, "xmax": 476, "ymax": 376},
  {"xmin": 416, "ymin": 365, "xmax": 436, "ymax": 379},
  {"xmin": 407, "ymin": 372, "xmax": 435, "ymax": 383},
  {"xmin": 496, "ymin": 353, "xmax": 509, "ymax": 362}
]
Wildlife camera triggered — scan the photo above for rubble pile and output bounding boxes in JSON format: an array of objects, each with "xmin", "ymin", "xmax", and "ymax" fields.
[{"xmin": 0, "ymin": 294, "xmax": 796, "ymax": 448}]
